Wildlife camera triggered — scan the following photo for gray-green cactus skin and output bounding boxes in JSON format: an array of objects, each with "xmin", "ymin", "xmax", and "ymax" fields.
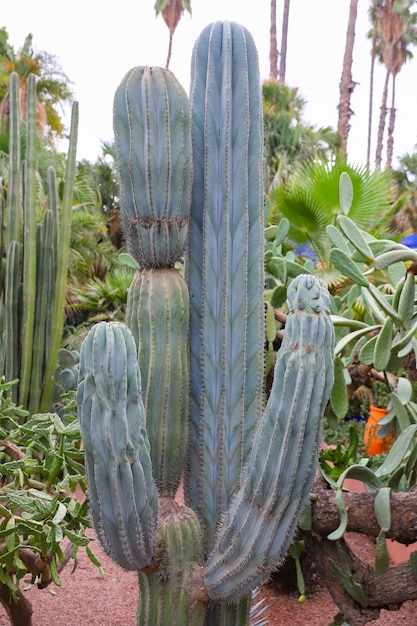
[
  {"xmin": 205, "ymin": 274, "xmax": 335, "ymax": 601},
  {"xmin": 125, "ymin": 268, "xmax": 189, "ymax": 497},
  {"xmin": 113, "ymin": 65, "xmax": 192, "ymax": 269},
  {"xmin": 77, "ymin": 321, "xmax": 158, "ymax": 570},
  {"xmin": 77, "ymin": 20, "xmax": 335, "ymax": 626}
]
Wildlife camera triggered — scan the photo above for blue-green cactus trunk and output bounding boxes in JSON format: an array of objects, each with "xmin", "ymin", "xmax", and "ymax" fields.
[{"xmin": 185, "ymin": 21, "xmax": 265, "ymax": 625}]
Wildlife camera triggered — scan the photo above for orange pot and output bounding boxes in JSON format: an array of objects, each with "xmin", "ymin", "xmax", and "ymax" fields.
[{"xmin": 364, "ymin": 405, "xmax": 395, "ymax": 456}]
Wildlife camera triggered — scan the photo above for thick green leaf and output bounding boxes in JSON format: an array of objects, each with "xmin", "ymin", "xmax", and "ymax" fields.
[
  {"xmin": 374, "ymin": 317, "xmax": 393, "ymax": 371},
  {"xmin": 337, "ymin": 215, "xmax": 374, "ymax": 262},
  {"xmin": 373, "ymin": 249, "xmax": 417, "ymax": 270},
  {"xmin": 375, "ymin": 425, "xmax": 417, "ymax": 477},
  {"xmin": 374, "ymin": 487, "xmax": 391, "ymax": 532},
  {"xmin": 330, "ymin": 248, "xmax": 369, "ymax": 287},
  {"xmin": 334, "ymin": 325, "xmax": 381, "ymax": 357},
  {"xmin": 339, "ymin": 172, "xmax": 353, "ymax": 216},
  {"xmin": 331, "ymin": 357, "xmax": 349, "ymax": 418},
  {"xmin": 375, "ymin": 530, "xmax": 390, "ymax": 575}
]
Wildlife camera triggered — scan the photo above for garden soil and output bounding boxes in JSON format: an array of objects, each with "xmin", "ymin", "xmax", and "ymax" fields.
[{"xmin": 1, "ymin": 489, "xmax": 417, "ymax": 625}]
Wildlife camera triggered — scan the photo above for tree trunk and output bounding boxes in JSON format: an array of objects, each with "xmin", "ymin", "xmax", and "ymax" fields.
[
  {"xmin": 303, "ymin": 473, "xmax": 417, "ymax": 626},
  {"xmin": 337, "ymin": 0, "xmax": 359, "ymax": 157},
  {"xmin": 386, "ymin": 73, "xmax": 397, "ymax": 167},
  {"xmin": 0, "ymin": 584, "xmax": 33, "ymax": 626},
  {"xmin": 367, "ymin": 27, "xmax": 377, "ymax": 166},
  {"xmin": 375, "ymin": 66, "xmax": 391, "ymax": 169},
  {"xmin": 278, "ymin": 0, "xmax": 291, "ymax": 83},
  {"xmin": 165, "ymin": 29, "xmax": 174, "ymax": 69},
  {"xmin": 269, "ymin": 0, "xmax": 278, "ymax": 80}
]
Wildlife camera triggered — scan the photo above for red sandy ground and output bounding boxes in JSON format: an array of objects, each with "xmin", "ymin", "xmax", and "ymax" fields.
[{"xmin": 0, "ymin": 531, "xmax": 416, "ymax": 626}]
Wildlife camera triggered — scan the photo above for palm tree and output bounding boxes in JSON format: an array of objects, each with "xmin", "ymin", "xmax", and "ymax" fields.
[
  {"xmin": 154, "ymin": 0, "xmax": 192, "ymax": 68},
  {"xmin": 268, "ymin": 159, "xmax": 395, "ymax": 266},
  {"xmin": 338, "ymin": 0, "xmax": 359, "ymax": 157},
  {"xmin": 0, "ymin": 28, "xmax": 73, "ymax": 145},
  {"xmin": 369, "ymin": 1, "xmax": 417, "ymax": 168},
  {"xmin": 263, "ymin": 80, "xmax": 339, "ymax": 187}
]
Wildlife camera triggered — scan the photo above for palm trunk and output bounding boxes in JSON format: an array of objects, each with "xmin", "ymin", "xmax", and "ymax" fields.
[
  {"xmin": 165, "ymin": 30, "xmax": 174, "ymax": 68},
  {"xmin": 337, "ymin": 0, "xmax": 359, "ymax": 157},
  {"xmin": 269, "ymin": 0, "xmax": 278, "ymax": 80},
  {"xmin": 278, "ymin": 0, "xmax": 291, "ymax": 83},
  {"xmin": 367, "ymin": 27, "xmax": 377, "ymax": 166},
  {"xmin": 386, "ymin": 73, "xmax": 397, "ymax": 167},
  {"xmin": 375, "ymin": 66, "xmax": 390, "ymax": 169}
]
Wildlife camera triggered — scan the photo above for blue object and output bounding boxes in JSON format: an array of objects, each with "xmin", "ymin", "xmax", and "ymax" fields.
[{"xmin": 401, "ymin": 234, "xmax": 417, "ymax": 249}]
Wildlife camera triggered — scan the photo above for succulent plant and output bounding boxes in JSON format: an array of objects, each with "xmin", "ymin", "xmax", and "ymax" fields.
[
  {"xmin": 77, "ymin": 20, "xmax": 334, "ymax": 626},
  {"xmin": 0, "ymin": 72, "xmax": 78, "ymax": 415}
]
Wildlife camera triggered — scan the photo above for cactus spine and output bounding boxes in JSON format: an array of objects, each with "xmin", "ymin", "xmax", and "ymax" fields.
[
  {"xmin": 78, "ymin": 20, "xmax": 335, "ymax": 626},
  {"xmin": 0, "ymin": 72, "xmax": 78, "ymax": 414}
]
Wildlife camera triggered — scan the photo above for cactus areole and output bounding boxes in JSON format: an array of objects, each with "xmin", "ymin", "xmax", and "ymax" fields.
[{"xmin": 77, "ymin": 20, "xmax": 335, "ymax": 626}]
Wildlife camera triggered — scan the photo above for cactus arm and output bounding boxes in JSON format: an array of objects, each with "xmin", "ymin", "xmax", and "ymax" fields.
[
  {"xmin": 113, "ymin": 66, "xmax": 192, "ymax": 268},
  {"xmin": 6, "ymin": 73, "xmax": 20, "ymax": 247},
  {"xmin": 40, "ymin": 102, "xmax": 78, "ymax": 411},
  {"xmin": 185, "ymin": 21, "xmax": 265, "ymax": 555},
  {"xmin": 205, "ymin": 275, "xmax": 335, "ymax": 601},
  {"xmin": 77, "ymin": 322, "xmax": 158, "ymax": 570},
  {"xmin": 19, "ymin": 73, "xmax": 37, "ymax": 408}
]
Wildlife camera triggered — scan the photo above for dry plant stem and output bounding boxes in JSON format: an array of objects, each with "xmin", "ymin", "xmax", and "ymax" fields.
[
  {"xmin": 304, "ymin": 532, "xmax": 417, "ymax": 625},
  {"xmin": 0, "ymin": 584, "xmax": 33, "ymax": 626},
  {"xmin": 0, "ymin": 441, "xmax": 25, "ymax": 461},
  {"xmin": 311, "ymin": 474, "xmax": 417, "ymax": 544},
  {"xmin": 305, "ymin": 473, "xmax": 417, "ymax": 625}
]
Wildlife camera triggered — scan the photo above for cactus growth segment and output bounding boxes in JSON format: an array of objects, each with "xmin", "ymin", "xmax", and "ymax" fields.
[
  {"xmin": 125, "ymin": 268, "xmax": 189, "ymax": 497},
  {"xmin": 77, "ymin": 20, "xmax": 335, "ymax": 626},
  {"xmin": 113, "ymin": 66, "xmax": 192, "ymax": 268}
]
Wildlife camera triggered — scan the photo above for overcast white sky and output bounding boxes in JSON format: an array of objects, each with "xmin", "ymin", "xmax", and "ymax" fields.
[{"xmin": 4, "ymin": 1, "xmax": 417, "ymax": 168}]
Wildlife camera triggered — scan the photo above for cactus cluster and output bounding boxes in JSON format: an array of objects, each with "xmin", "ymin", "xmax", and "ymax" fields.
[
  {"xmin": 77, "ymin": 20, "xmax": 335, "ymax": 626},
  {"xmin": 1, "ymin": 72, "xmax": 78, "ymax": 414}
]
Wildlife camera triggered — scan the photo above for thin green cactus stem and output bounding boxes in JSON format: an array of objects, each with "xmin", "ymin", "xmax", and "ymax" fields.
[
  {"xmin": 4, "ymin": 241, "xmax": 20, "ymax": 403},
  {"xmin": 40, "ymin": 102, "xmax": 78, "ymax": 412},
  {"xmin": 29, "ymin": 210, "xmax": 54, "ymax": 415},
  {"xmin": 6, "ymin": 73, "xmax": 20, "ymax": 247},
  {"xmin": 19, "ymin": 73, "xmax": 37, "ymax": 408}
]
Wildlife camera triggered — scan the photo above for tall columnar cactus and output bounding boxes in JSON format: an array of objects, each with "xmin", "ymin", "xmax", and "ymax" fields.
[
  {"xmin": 0, "ymin": 72, "xmax": 78, "ymax": 414},
  {"xmin": 77, "ymin": 20, "xmax": 335, "ymax": 626}
]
